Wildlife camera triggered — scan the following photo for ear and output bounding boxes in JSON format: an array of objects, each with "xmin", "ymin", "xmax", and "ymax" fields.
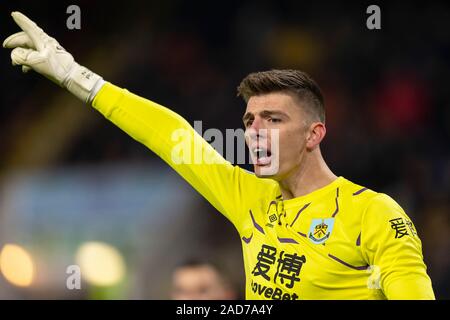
[{"xmin": 305, "ymin": 122, "xmax": 326, "ymax": 150}]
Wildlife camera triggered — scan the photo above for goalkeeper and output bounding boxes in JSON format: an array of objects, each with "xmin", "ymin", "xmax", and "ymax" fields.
[{"xmin": 3, "ymin": 12, "xmax": 435, "ymax": 300}]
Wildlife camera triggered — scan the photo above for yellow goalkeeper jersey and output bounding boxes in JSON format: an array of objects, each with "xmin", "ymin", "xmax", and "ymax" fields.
[{"xmin": 92, "ymin": 83, "xmax": 435, "ymax": 300}]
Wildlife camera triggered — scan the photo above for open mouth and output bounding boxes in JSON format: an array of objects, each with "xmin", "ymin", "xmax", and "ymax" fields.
[{"xmin": 252, "ymin": 146, "xmax": 272, "ymax": 166}]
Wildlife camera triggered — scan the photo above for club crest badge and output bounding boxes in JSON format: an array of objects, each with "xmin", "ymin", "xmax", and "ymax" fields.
[{"xmin": 308, "ymin": 218, "xmax": 335, "ymax": 244}]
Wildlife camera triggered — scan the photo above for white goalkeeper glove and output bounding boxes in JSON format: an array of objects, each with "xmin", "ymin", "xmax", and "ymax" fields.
[{"xmin": 3, "ymin": 11, "xmax": 105, "ymax": 103}]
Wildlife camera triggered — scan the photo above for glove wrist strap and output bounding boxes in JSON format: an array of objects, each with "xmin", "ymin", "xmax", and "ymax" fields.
[{"xmin": 63, "ymin": 63, "xmax": 105, "ymax": 104}]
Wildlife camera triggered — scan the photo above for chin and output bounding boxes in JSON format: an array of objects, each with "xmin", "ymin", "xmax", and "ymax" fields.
[{"xmin": 253, "ymin": 164, "xmax": 281, "ymax": 179}]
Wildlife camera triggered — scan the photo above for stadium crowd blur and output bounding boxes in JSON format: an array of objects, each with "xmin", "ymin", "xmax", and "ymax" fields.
[{"xmin": 0, "ymin": 1, "xmax": 449, "ymax": 299}]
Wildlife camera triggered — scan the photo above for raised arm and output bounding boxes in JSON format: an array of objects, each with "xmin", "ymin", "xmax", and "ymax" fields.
[
  {"xmin": 90, "ymin": 82, "xmax": 270, "ymax": 233},
  {"xmin": 3, "ymin": 11, "xmax": 275, "ymax": 233}
]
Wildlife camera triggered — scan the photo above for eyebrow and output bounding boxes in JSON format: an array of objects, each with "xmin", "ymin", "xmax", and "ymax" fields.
[{"xmin": 242, "ymin": 110, "xmax": 288, "ymax": 123}]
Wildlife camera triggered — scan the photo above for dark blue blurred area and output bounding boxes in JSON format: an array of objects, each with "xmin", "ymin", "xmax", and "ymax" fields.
[{"xmin": 0, "ymin": 0, "xmax": 449, "ymax": 299}]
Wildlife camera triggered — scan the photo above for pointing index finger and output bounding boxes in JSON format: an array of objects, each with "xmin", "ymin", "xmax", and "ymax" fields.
[{"xmin": 11, "ymin": 11, "xmax": 45, "ymax": 50}]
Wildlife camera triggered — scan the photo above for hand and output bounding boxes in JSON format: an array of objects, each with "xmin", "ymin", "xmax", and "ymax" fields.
[{"xmin": 3, "ymin": 11, "xmax": 104, "ymax": 103}]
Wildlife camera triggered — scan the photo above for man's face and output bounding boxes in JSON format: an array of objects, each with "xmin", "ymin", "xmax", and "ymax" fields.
[
  {"xmin": 243, "ymin": 91, "xmax": 309, "ymax": 179},
  {"xmin": 171, "ymin": 265, "xmax": 234, "ymax": 300}
]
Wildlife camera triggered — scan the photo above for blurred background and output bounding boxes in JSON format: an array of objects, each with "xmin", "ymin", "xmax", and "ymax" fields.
[{"xmin": 0, "ymin": 0, "xmax": 449, "ymax": 299}]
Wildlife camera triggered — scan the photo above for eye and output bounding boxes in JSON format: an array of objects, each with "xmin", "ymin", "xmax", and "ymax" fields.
[
  {"xmin": 245, "ymin": 119, "xmax": 253, "ymax": 127},
  {"xmin": 269, "ymin": 117, "xmax": 281, "ymax": 123}
]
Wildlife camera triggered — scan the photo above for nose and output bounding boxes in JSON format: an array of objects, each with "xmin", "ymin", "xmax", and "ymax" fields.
[
  {"xmin": 245, "ymin": 118, "xmax": 268, "ymax": 142},
  {"xmin": 246, "ymin": 117, "xmax": 264, "ymax": 136}
]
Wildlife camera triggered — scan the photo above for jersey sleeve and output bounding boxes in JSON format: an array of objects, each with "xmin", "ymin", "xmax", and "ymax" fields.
[
  {"xmin": 360, "ymin": 193, "xmax": 435, "ymax": 300},
  {"xmin": 91, "ymin": 82, "xmax": 268, "ymax": 234}
]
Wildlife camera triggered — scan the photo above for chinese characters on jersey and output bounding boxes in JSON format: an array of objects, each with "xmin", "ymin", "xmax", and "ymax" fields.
[
  {"xmin": 389, "ymin": 217, "xmax": 417, "ymax": 239},
  {"xmin": 251, "ymin": 244, "xmax": 306, "ymax": 299}
]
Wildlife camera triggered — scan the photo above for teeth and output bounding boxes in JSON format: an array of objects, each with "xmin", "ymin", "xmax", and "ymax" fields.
[{"xmin": 252, "ymin": 147, "xmax": 271, "ymax": 160}]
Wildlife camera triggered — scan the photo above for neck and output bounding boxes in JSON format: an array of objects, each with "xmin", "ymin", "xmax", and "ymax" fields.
[{"xmin": 279, "ymin": 148, "xmax": 338, "ymax": 200}]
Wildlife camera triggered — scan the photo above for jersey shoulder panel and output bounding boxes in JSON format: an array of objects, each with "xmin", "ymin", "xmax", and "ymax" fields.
[{"xmin": 341, "ymin": 178, "xmax": 380, "ymax": 216}]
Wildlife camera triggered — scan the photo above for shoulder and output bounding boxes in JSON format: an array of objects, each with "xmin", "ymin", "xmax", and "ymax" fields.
[
  {"xmin": 340, "ymin": 178, "xmax": 407, "ymax": 220},
  {"xmin": 340, "ymin": 177, "xmax": 378, "ymax": 207},
  {"xmin": 366, "ymin": 193, "xmax": 404, "ymax": 212},
  {"xmin": 362, "ymin": 193, "xmax": 411, "ymax": 229}
]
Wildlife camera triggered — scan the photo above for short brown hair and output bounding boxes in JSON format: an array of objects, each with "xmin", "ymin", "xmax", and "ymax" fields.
[{"xmin": 237, "ymin": 69, "xmax": 325, "ymax": 122}]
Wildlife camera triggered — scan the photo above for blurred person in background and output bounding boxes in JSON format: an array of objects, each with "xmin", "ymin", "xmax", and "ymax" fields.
[{"xmin": 171, "ymin": 258, "xmax": 238, "ymax": 300}]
